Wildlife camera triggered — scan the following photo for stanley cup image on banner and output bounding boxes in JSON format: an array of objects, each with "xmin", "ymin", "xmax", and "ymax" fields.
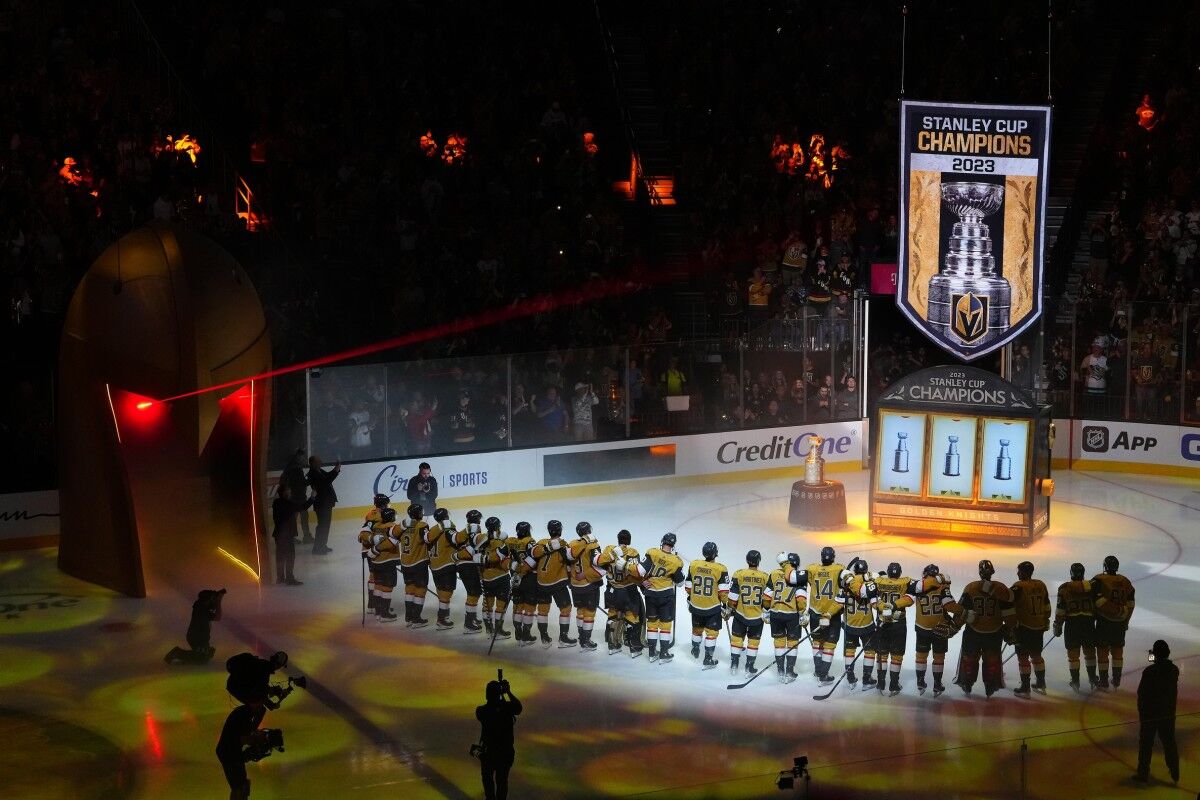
[{"xmin": 898, "ymin": 100, "xmax": 1051, "ymax": 360}]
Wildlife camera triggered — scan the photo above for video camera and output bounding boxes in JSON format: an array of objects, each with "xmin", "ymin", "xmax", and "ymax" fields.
[
  {"xmin": 265, "ymin": 675, "xmax": 307, "ymax": 710},
  {"xmin": 244, "ymin": 728, "xmax": 285, "ymax": 762},
  {"xmin": 776, "ymin": 755, "xmax": 809, "ymax": 791}
]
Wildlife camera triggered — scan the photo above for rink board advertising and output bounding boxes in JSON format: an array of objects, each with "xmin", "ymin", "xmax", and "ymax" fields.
[
  {"xmin": 898, "ymin": 100, "xmax": 1052, "ymax": 361},
  {"xmin": 870, "ymin": 366, "xmax": 1052, "ymax": 543}
]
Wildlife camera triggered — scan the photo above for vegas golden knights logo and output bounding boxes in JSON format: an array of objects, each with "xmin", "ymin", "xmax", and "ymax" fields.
[{"xmin": 952, "ymin": 292, "xmax": 988, "ymax": 343}]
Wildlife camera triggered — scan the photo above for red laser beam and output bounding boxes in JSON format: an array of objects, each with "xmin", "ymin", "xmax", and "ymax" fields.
[
  {"xmin": 159, "ymin": 274, "xmax": 655, "ymax": 403},
  {"xmin": 145, "ymin": 710, "xmax": 163, "ymax": 760}
]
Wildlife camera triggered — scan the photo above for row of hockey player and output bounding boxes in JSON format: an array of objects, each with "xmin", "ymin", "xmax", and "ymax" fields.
[{"xmin": 356, "ymin": 496, "xmax": 1136, "ymax": 697}]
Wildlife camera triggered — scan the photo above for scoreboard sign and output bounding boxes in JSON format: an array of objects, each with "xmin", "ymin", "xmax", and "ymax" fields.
[
  {"xmin": 870, "ymin": 365, "xmax": 1053, "ymax": 544},
  {"xmin": 898, "ymin": 100, "xmax": 1052, "ymax": 361}
]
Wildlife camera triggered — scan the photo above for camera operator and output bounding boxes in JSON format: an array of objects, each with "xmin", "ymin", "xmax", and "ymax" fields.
[
  {"xmin": 164, "ymin": 588, "xmax": 225, "ymax": 665},
  {"xmin": 226, "ymin": 651, "xmax": 288, "ymax": 708},
  {"xmin": 215, "ymin": 700, "xmax": 267, "ymax": 800},
  {"xmin": 475, "ymin": 677, "xmax": 523, "ymax": 800}
]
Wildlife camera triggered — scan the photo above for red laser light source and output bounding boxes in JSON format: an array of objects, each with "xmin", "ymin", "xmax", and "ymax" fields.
[
  {"xmin": 135, "ymin": 401, "xmax": 154, "ymax": 410},
  {"xmin": 159, "ymin": 272, "xmax": 665, "ymax": 404}
]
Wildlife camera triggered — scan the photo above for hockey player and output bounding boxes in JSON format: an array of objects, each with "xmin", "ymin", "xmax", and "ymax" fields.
[
  {"xmin": 632, "ymin": 533, "xmax": 686, "ymax": 662},
  {"xmin": 529, "ymin": 520, "xmax": 577, "ymax": 648},
  {"xmin": 449, "ymin": 509, "xmax": 485, "ymax": 633},
  {"xmin": 913, "ymin": 564, "xmax": 959, "ymax": 696},
  {"xmin": 768, "ymin": 553, "xmax": 807, "ymax": 683},
  {"xmin": 567, "ymin": 522, "xmax": 604, "ymax": 651},
  {"xmin": 1091, "ymin": 555, "xmax": 1135, "ymax": 689},
  {"xmin": 509, "ymin": 522, "xmax": 538, "ymax": 645},
  {"xmin": 1054, "ymin": 562, "xmax": 1098, "ymax": 690},
  {"xmin": 839, "ymin": 559, "xmax": 876, "ymax": 690},
  {"xmin": 398, "ymin": 504, "xmax": 432, "ymax": 627},
  {"xmin": 873, "ymin": 563, "xmax": 915, "ymax": 696},
  {"xmin": 366, "ymin": 507, "xmax": 401, "ymax": 622},
  {"xmin": 479, "ymin": 517, "xmax": 513, "ymax": 639},
  {"xmin": 804, "ymin": 546, "xmax": 845, "ymax": 684},
  {"xmin": 595, "ymin": 531, "xmax": 642, "ymax": 657},
  {"xmin": 427, "ymin": 508, "xmax": 458, "ymax": 630},
  {"xmin": 686, "ymin": 542, "xmax": 730, "ymax": 667},
  {"xmin": 727, "ymin": 551, "xmax": 771, "ymax": 675},
  {"xmin": 1010, "ymin": 561, "xmax": 1051, "ymax": 697},
  {"xmin": 955, "ymin": 560, "xmax": 1016, "ymax": 697},
  {"xmin": 358, "ymin": 493, "xmax": 391, "ymax": 613}
]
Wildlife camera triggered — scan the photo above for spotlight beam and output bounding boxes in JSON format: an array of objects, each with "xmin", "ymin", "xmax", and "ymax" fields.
[{"xmin": 160, "ymin": 273, "xmax": 654, "ymax": 404}]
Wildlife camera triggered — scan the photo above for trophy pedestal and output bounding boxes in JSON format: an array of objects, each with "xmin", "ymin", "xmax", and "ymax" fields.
[{"xmin": 788, "ymin": 480, "xmax": 847, "ymax": 529}]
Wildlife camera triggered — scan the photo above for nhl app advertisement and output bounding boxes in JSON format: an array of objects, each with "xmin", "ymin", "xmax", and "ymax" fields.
[{"xmin": 897, "ymin": 100, "xmax": 1051, "ymax": 360}]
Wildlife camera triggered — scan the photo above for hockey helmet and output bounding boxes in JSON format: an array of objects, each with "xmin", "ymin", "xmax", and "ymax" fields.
[
  {"xmin": 661, "ymin": 532, "xmax": 678, "ymax": 549},
  {"xmin": 1017, "ymin": 561, "xmax": 1034, "ymax": 579},
  {"xmin": 787, "ymin": 552, "xmax": 801, "ymax": 569},
  {"xmin": 887, "ymin": 562, "xmax": 902, "ymax": 579},
  {"xmin": 433, "ymin": 507, "xmax": 450, "ymax": 523},
  {"xmin": 485, "ymin": 516, "xmax": 501, "ymax": 532},
  {"xmin": 466, "ymin": 509, "xmax": 483, "ymax": 524},
  {"xmin": 850, "ymin": 559, "xmax": 868, "ymax": 576},
  {"xmin": 1103, "ymin": 555, "xmax": 1119, "ymax": 575},
  {"xmin": 515, "ymin": 521, "xmax": 532, "ymax": 536},
  {"xmin": 746, "ymin": 550, "xmax": 761, "ymax": 568},
  {"xmin": 820, "ymin": 546, "xmax": 836, "ymax": 566},
  {"xmin": 408, "ymin": 504, "xmax": 423, "ymax": 520},
  {"xmin": 373, "ymin": 493, "xmax": 390, "ymax": 510},
  {"xmin": 576, "ymin": 521, "xmax": 592, "ymax": 536},
  {"xmin": 617, "ymin": 529, "xmax": 632, "ymax": 545},
  {"xmin": 923, "ymin": 563, "xmax": 940, "ymax": 578},
  {"xmin": 702, "ymin": 542, "xmax": 719, "ymax": 561},
  {"xmin": 978, "ymin": 559, "xmax": 995, "ymax": 580},
  {"xmin": 379, "ymin": 507, "xmax": 397, "ymax": 523},
  {"xmin": 1070, "ymin": 562, "xmax": 1086, "ymax": 581},
  {"xmin": 776, "ymin": 551, "xmax": 790, "ymax": 565},
  {"xmin": 547, "ymin": 520, "xmax": 563, "ymax": 536}
]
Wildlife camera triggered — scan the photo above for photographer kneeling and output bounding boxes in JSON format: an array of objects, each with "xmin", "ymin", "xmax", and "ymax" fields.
[{"xmin": 475, "ymin": 676, "xmax": 523, "ymax": 800}]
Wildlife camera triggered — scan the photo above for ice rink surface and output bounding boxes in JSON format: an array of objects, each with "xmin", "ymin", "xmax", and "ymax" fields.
[{"xmin": 1, "ymin": 469, "xmax": 1198, "ymax": 799}]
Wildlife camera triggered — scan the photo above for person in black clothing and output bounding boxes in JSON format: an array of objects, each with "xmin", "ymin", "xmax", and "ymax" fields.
[
  {"xmin": 279, "ymin": 449, "xmax": 313, "ymax": 544},
  {"xmin": 407, "ymin": 462, "xmax": 438, "ymax": 517},
  {"xmin": 164, "ymin": 588, "xmax": 225, "ymax": 664},
  {"xmin": 215, "ymin": 701, "xmax": 267, "ymax": 800},
  {"xmin": 1134, "ymin": 639, "xmax": 1180, "ymax": 784},
  {"xmin": 307, "ymin": 455, "xmax": 341, "ymax": 554},
  {"xmin": 272, "ymin": 485, "xmax": 314, "ymax": 585},
  {"xmin": 475, "ymin": 678, "xmax": 523, "ymax": 800},
  {"xmin": 225, "ymin": 651, "xmax": 288, "ymax": 706}
]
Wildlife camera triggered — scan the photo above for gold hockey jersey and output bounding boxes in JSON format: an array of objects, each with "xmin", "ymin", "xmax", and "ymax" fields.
[
  {"xmin": 842, "ymin": 574, "xmax": 875, "ymax": 627},
  {"xmin": 729, "ymin": 567, "xmax": 772, "ymax": 620},
  {"xmin": 480, "ymin": 536, "xmax": 511, "ymax": 581},
  {"xmin": 768, "ymin": 566, "xmax": 807, "ymax": 614},
  {"xmin": 958, "ymin": 580, "xmax": 1015, "ymax": 634},
  {"xmin": 637, "ymin": 548, "xmax": 686, "ymax": 594},
  {"xmin": 531, "ymin": 537, "xmax": 572, "ymax": 586},
  {"xmin": 1055, "ymin": 580, "xmax": 1095, "ymax": 622},
  {"xmin": 368, "ymin": 521, "xmax": 402, "ymax": 565},
  {"xmin": 427, "ymin": 522, "xmax": 458, "ymax": 571},
  {"xmin": 1010, "ymin": 578, "xmax": 1051, "ymax": 631},
  {"xmin": 508, "ymin": 533, "xmax": 535, "ymax": 576},
  {"xmin": 687, "ymin": 559, "xmax": 730, "ymax": 610},
  {"xmin": 873, "ymin": 575, "xmax": 915, "ymax": 622},
  {"xmin": 595, "ymin": 544, "xmax": 641, "ymax": 588},
  {"xmin": 805, "ymin": 562, "xmax": 845, "ymax": 616},
  {"xmin": 913, "ymin": 576, "xmax": 959, "ymax": 631},
  {"xmin": 568, "ymin": 537, "xmax": 604, "ymax": 587},
  {"xmin": 1090, "ymin": 572, "xmax": 1135, "ymax": 622}
]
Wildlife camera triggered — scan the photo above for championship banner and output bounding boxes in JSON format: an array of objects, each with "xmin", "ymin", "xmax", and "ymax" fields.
[{"xmin": 898, "ymin": 100, "xmax": 1051, "ymax": 361}]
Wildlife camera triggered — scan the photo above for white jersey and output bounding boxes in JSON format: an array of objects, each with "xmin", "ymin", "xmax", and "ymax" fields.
[{"xmin": 1081, "ymin": 354, "xmax": 1107, "ymax": 391}]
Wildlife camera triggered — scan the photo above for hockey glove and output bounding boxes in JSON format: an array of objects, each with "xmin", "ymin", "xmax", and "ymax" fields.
[{"xmin": 819, "ymin": 615, "xmax": 831, "ymax": 628}]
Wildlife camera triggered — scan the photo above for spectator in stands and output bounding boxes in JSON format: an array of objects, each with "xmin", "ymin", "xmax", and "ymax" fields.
[
  {"xmin": 450, "ymin": 390, "xmax": 478, "ymax": 448},
  {"xmin": 761, "ymin": 398, "xmax": 787, "ymax": 426},
  {"xmin": 534, "ymin": 386, "xmax": 568, "ymax": 441},
  {"xmin": 349, "ymin": 400, "xmax": 376, "ymax": 455},
  {"xmin": 835, "ymin": 377, "xmax": 858, "ymax": 420},
  {"xmin": 406, "ymin": 394, "xmax": 438, "ymax": 455},
  {"xmin": 1132, "ymin": 341, "xmax": 1162, "ymax": 420},
  {"xmin": 571, "ymin": 382, "xmax": 599, "ymax": 441},
  {"xmin": 1080, "ymin": 341, "xmax": 1109, "ymax": 413},
  {"xmin": 660, "ymin": 356, "xmax": 688, "ymax": 397},
  {"xmin": 747, "ymin": 267, "xmax": 773, "ymax": 330},
  {"xmin": 810, "ymin": 384, "xmax": 834, "ymax": 420}
]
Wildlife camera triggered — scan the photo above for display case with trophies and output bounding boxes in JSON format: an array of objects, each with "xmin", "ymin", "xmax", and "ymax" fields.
[{"xmin": 869, "ymin": 365, "xmax": 1053, "ymax": 544}]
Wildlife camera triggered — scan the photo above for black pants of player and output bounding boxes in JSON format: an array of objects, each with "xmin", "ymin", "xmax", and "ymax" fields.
[
  {"xmin": 481, "ymin": 750, "xmax": 514, "ymax": 800},
  {"xmin": 220, "ymin": 757, "xmax": 249, "ymax": 798},
  {"xmin": 312, "ymin": 503, "xmax": 334, "ymax": 552},
  {"xmin": 298, "ymin": 506, "xmax": 312, "ymax": 541},
  {"xmin": 1136, "ymin": 718, "xmax": 1179, "ymax": 781},
  {"xmin": 273, "ymin": 534, "xmax": 295, "ymax": 582}
]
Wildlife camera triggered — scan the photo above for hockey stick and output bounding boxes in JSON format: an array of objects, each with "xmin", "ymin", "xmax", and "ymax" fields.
[
  {"xmin": 361, "ymin": 555, "xmax": 367, "ymax": 628},
  {"xmin": 727, "ymin": 626, "xmax": 812, "ymax": 690},
  {"xmin": 1003, "ymin": 631, "xmax": 1059, "ymax": 665},
  {"xmin": 813, "ymin": 627, "xmax": 879, "ymax": 701}
]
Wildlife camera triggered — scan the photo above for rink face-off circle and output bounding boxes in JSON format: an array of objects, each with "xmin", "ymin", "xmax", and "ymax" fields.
[{"xmin": 0, "ymin": 470, "xmax": 1196, "ymax": 799}]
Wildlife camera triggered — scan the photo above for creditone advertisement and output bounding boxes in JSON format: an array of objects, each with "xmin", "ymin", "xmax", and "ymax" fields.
[
  {"xmin": 316, "ymin": 421, "xmax": 864, "ymax": 510},
  {"xmin": 0, "ymin": 490, "xmax": 60, "ymax": 547},
  {"xmin": 898, "ymin": 100, "xmax": 1051, "ymax": 360}
]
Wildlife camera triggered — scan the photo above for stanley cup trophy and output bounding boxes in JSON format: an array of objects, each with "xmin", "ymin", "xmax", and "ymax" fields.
[
  {"xmin": 789, "ymin": 436, "xmax": 846, "ymax": 529},
  {"xmin": 928, "ymin": 182, "xmax": 1011, "ymax": 350},
  {"xmin": 943, "ymin": 435, "xmax": 961, "ymax": 477}
]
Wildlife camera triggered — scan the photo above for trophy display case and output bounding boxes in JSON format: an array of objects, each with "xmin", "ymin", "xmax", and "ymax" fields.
[{"xmin": 869, "ymin": 366, "xmax": 1053, "ymax": 544}]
